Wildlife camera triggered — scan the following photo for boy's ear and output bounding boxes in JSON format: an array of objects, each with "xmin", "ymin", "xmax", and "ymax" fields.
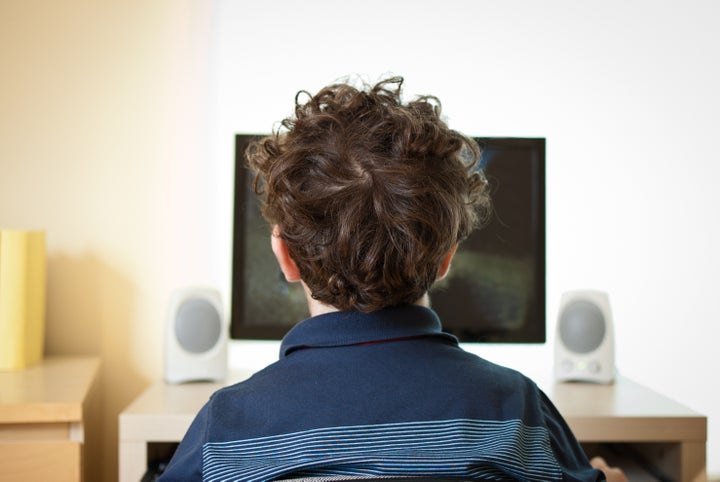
[
  {"xmin": 271, "ymin": 225, "xmax": 302, "ymax": 282},
  {"xmin": 437, "ymin": 244, "xmax": 458, "ymax": 280}
]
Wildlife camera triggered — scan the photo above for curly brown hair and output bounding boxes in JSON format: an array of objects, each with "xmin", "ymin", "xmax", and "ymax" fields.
[{"xmin": 246, "ymin": 76, "xmax": 490, "ymax": 312}]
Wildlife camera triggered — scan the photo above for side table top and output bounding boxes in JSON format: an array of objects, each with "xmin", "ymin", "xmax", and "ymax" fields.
[{"xmin": 0, "ymin": 356, "xmax": 101, "ymax": 424}]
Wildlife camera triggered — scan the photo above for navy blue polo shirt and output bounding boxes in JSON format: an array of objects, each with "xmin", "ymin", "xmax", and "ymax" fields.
[{"xmin": 159, "ymin": 305, "xmax": 603, "ymax": 482}]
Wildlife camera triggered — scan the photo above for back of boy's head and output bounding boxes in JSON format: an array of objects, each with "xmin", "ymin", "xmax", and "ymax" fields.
[{"xmin": 248, "ymin": 76, "xmax": 490, "ymax": 312}]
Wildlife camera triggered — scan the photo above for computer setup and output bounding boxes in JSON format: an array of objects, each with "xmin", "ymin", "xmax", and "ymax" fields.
[{"xmin": 137, "ymin": 134, "xmax": 705, "ymax": 482}]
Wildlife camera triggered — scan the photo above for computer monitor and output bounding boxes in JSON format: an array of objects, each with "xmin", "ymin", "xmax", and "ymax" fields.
[{"xmin": 230, "ymin": 135, "xmax": 546, "ymax": 343}]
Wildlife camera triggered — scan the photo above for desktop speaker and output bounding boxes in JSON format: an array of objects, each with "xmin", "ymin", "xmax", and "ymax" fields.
[
  {"xmin": 164, "ymin": 287, "xmax": 228, "ymax": 384},
  {"xmin": 554, "ymin": 290, "xmax": 615, "ymax": 384}
]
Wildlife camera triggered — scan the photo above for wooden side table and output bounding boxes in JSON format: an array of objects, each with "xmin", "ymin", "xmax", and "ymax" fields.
[{"xmin": 0, "ymin": 356, "xmax": 101, "ymax": 482}]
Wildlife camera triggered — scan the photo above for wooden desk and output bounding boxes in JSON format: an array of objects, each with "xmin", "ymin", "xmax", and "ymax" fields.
[
  {"xmin": 0, "ymin": 356, "xmax": 101, "ymax": 482},
  {"xmin": 119, "ymin": 371, "xmax": 251, "ymax": 482},
  {"xmin": 119, "ymin": 374, "xmax": 707, "ymax": 482},
  {"xmin": 550, "ymin": 377, "xmax": 707, "ymax": 482}
]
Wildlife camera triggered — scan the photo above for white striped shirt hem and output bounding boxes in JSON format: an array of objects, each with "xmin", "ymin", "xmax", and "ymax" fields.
[{"xmin": 201, "ymin": 418, "xmax": 562, "ymax": 482}]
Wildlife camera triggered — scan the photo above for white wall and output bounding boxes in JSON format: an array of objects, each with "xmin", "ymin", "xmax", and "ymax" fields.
[{"xmin": 213, "ymin": 0, "xmax": 720, "ymax": 475}]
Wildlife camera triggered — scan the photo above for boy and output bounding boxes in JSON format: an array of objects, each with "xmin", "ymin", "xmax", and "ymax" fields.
[{"xmin": 159, "ymin": 77, "xmax": 625, "ymax": 481}]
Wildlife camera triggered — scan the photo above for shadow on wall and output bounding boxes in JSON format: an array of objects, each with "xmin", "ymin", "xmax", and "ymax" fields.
[{"xmin": 45, "ymin": 253, "xmax": 149, "ymax": 482}]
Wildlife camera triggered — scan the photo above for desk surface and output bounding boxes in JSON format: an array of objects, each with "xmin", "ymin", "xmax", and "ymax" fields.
[
  {"xmin": 120, "ymin": 373, "xmax": 707, "ymax": 482},
  {"xmin": 120, "ymin": 371, "xmax": 250, "ymax": 442},
  {"xmin": 120, "ymin": 372, "xmax": 706, "ymax": 443},
  {"xmin": 549, "ymin": 376, "xmax": 706, "ymax": 442}
]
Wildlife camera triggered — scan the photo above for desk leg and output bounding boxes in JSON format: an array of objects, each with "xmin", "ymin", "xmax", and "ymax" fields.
[
  {"xmin": 640, "ymin": 441, "xmax": 707, "ymax": 482},
  {"xmin": 119, "ymin": 441, "xmax": 147, "ymax": 482},
  {"xmin": 680, "ymin": 441, "xmax": 707, "ymax": 482}
]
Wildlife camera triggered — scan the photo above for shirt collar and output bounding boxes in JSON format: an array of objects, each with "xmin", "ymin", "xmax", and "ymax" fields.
[{"xmin": 279, "ymin": 305, "xmax": 457, "ymax": 358}]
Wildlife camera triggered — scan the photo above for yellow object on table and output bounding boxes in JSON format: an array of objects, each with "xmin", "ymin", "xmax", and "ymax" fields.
[{"xmin": 0, "ymin": 229, "xmax": 46, "ymax": 371}]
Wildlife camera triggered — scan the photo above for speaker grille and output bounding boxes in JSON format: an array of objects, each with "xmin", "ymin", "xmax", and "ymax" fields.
[
  {"xmin": 175, "ymin": 298, "xmax": 222, "ymax": 353},
  {"xmin": 558, "ymin": 299, "xmax": 605, "ymax": 353}
]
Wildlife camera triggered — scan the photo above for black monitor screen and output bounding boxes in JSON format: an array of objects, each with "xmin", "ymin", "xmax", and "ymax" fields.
[{"xmin": 230, "ymin": 135, "xmax": 546, "ymax": 343}]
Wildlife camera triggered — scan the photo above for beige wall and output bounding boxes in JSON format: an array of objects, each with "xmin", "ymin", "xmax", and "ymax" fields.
[{"xmin": 0, "ymin": 2, "xmax": 215, "ymax": 480}]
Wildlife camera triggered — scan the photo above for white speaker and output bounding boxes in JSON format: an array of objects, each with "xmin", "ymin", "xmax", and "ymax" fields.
[
  {"xmin": 554, "ymin": 290, "xmax": 615, "ymax": 384},
  {"xmin": 164, "ymin": 287, "xmax": 228, "ymax": 384}
]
